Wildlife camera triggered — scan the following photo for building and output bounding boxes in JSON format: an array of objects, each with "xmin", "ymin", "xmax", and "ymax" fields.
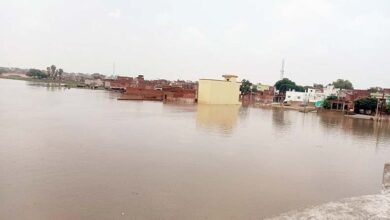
[
  {"xmin": 162, "ymin": 87, "xmax": 197, "ymax": 104},
  {"xmin": 84, "ymin": 78, "xmax": 104, "ymax": 88},
  {"xmin": 256, "ymin": 83, "xmax": 271, "ymax": 92},
  {"xmin": 242, "ymin": 86, "xmax": 275, "ymax": 104},
  {"xmin": 198, "ymin": 75, "xmax": 241, "ymax": 105},
  {"xmin": 285, "ymin": 85, "xmax": 339, "ymax": 104},
  {"xmin": 110, "ymin": 76, "xmax": 133, "ymax": 91}
]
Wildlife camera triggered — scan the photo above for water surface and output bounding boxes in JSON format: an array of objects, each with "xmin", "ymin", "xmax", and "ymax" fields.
[{"xmin": 0, "ymin": 79, "xmax": 389, "ymax": 219}]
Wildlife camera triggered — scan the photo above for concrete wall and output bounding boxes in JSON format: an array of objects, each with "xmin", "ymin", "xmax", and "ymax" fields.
[
  {"xmin": 198, "ymin": 79, "xmax": 241, "ymax": 105},
  {"xmin": 84, "ymin": 79, "xmax": 103, "ymax": 87}
]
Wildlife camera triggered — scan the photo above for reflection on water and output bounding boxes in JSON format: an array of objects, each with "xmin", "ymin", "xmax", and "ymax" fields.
[
  {"xmin": 196, "ymin": 104, "xmax": 240, "ymax": 134},
  {"xmin": 317, "ymin": 111, "xmax": 390, "ymax": 148},
  {"xmin": 1, "ymin": 79, "xmax": 390, "ymax": 220}
]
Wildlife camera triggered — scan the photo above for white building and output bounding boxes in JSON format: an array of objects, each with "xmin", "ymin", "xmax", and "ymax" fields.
[
  {"xmin": 285, "ymin": 85, "xmax": 339, "ymax": 103},
  {"xmin": 84, "ymin": 78, "xmax": 104, "ymax": 88}
]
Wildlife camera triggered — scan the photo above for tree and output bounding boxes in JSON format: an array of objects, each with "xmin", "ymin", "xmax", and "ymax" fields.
[
  {"xmin": 46, "ymin": 67, "xmax": 51, "ymax": 78},
  {"xmin": 368, "ymin": 87, "xmax": 382, "ymax": 93},
  {"xmin": 50, "ymin": 65, "xmax": 56, "ymax": 79},
  {"xmin": 251, "ymin": 85, "xmax": 258, "ymax": 93},
  {"xmin": 332, "ymin": 79, "xmax": 353, "ymax": 90},
  {"xmin": 354, "ymin": 97, "xmax": 378, "ymax": 113},
  {"xmin": 384, "ymin": 104, "xmax": 390, "ymax": 114},
  {"xmin": 274, "ymin": 78, "xmax": 304, "ymax": 93},
  {"xmin": 240, "ymin": 79, "xmax": 252, "ymax": 95},
  {"xmin": 57, "ymin": 68, "xmax": 63, "ymax": 80},
  {"xmin": 313, "ymin": 83, "xmax": 324, "ymax": 90},
  {"xmin": 27, "ymin": 69, "xmax": 48, "ymax": 79},
  {"xmin": 322, "ymin": 95, "xmax": 337, "ymax": 109}
]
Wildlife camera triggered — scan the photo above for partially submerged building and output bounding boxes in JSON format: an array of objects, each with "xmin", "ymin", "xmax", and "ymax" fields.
[{"xmin": 198, "ymin": 75, "xmax": 241, "ymax": 105}]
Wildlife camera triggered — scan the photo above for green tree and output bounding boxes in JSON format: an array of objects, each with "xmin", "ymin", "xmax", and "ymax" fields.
[
  {"xmin": 332, "ymin": 79, "xmax": 353, "ymax": 90},
  {"xmin": 251, "ymin": 84, "xmax": 258, "ymax": 92},
  {"xmin": 313, "ymin": 83, "xmax": 324, "ymax": 90},
  {"xmin": 354, "ymin": 97, "xmax": 378, "ymax": 113},
  {"xmin": 368, "ymin": 87, "xmax": 381, "ymax": 93},
  {"xmin": 274, "ymin": 78, "xmax": 304, "ymax": 93},
  {"xmin": 50, "ymin": 65, "xmax": 56, "ymax": 79},
  {"xmin": 240, "ymin": 79, "xmax": 252, "ymax": 95},
  {"xmin": 46, "ymin": 67, "xmax": 51, "ymax": 78},
  {"xmin": 27, "ymin": 69, "xmax": 48, "ymax": 79},
  {"xmin": 57, "ymin": 68, "xmax": 63, "ymax": 80},
  {"xmin": 322, "ymin": 95, "xmax": 337, "ymax": 109},
  {"xmin": 384, "ymin": 104, "xmax": 390, "ymax": 114}
]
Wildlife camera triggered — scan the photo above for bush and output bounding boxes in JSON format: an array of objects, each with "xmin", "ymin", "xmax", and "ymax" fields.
[
  {"xmin": 384, "ymin": 104, "xmax": 390, "ymax": 114},
  {"xmin": 27, "ymin": 69, "xmax": 48, "ymax": 79},
  {"xmin": 354, "ymin": 97, "xmax": 377, "ymax": 114},
  {"xmin": 322, "ymin": 95, "xmax": 337, "ymax": 109}
]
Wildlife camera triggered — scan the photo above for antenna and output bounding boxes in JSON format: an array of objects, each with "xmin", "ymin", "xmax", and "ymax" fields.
[
  {"xmin": 280, "ymin": 59, "xmax": 285, "ymax": 80},
  {"xmin": 113, "ymin": 62, "xmax": 115, "ymax": 75}
]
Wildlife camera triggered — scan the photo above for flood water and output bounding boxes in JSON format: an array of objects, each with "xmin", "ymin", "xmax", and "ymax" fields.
[{"xmin": 1, "ymin": 79, "xmax": 390, "ymax": 220}]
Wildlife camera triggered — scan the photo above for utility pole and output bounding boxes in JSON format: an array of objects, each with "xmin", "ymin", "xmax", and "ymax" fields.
[{"xmin": 113, "ymin": 62, "xmax": 116, "ymax": 76}]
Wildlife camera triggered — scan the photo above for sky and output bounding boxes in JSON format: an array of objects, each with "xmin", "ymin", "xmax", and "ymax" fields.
[{"xmin": 1, "ymin": 0, "xmax": 390, "ymax": 88}]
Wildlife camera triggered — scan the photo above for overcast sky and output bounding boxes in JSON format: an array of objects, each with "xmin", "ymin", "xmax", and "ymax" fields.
[{"xmin": 1, "ymin": 0, "xmax": 390, "ymax": 88}]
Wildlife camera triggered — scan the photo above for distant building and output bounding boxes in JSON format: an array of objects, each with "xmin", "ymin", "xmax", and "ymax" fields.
[
  {"xmin": 84, "ymin": 78, "xmax": 104, "ymax": 88},
  {"xmin": 198, "ymin": 75, "xmax": 241, "ymax": 105},
  {"xmin": 285, "ymin": 85, "xmax": 339, "ymax": 103},
  {"xmin": 110, "ymin": 76, "xmax": 133, "ymax": 91},
  {"xmin": 162, "ymin": 87, "xmax": 197, "ymax": 104},
  {"xmin": 103, "ymin": 79, "xmax": 114, "ymax": 89},
  {"xmin": 256, "ymin": 83, "xmax": 271, "ymax": 92}
]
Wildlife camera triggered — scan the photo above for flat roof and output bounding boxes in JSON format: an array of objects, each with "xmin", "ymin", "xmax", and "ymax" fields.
[{"xmin": 199, "ymin": 79, "xmax": 241, "ymax": 83}]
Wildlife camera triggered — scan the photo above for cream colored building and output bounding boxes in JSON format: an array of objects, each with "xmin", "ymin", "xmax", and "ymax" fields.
[{"xmin": 197, "ymin": 75, "xmax": 241, "ymax": 105}]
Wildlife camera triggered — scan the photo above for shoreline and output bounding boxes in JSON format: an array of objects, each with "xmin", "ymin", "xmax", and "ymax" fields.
[{"xmin": 2, "ymin": 76, "xmax": 390, "ymax": 122}]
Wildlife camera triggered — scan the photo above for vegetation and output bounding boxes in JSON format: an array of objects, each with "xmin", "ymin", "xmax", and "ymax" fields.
[
  {"xmin": 313, "ymin": 83, "xmax": 324, "ymax": 90},
  {"xmin": 251, "ymin": 85, "xmax": 258, "ymax": 93},
  {"xmin": 27, "ymin": 69, "xmax": 48, "ymax": 79},
  {"xmin": 322, "ymin": 95, "xmax": 337, "ymax": 109},
  {"xmin": 354, "ymin": 97, "xmax": 378, "ymax": 113},
  {"xmin": 274, "ymin": 78, "xmax": 305, "ymax": 93},
  {"xmin": 332, "ymin": 79, "xmax": 353, "ymax": 90},
  {"xmin": 385, "ymin": 104, "xmax": 390, "ymax": 114},
  {"xmin": 46, "ymin": 65, "xmax": 63, "ymax": 81},
  {"xmin": 368, "ymin": 87, "xmax": 382, "ymax": 93},
  {"xmin": 240, "ymin": 79, "xmax": 252, "ymax": 95}
]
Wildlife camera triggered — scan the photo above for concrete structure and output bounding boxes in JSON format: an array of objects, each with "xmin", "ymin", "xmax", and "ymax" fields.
[
  {"xmin": 256, "ymin": 83, "xmax": 271, "ymax": 92},
  {"xmin": 285, "ymin": 85, "xmax": 340, "ymax": 104},
  {"xmin": 371, "ymin": 92, "xmax": 390, "ymax": 104},
  {"xmin": 162, "ymin": 87, "xmax": 196, "ymax": 104},
  {"xmin": 84, "ymin": 78, "xmax": 104, "ymax": 88},
  {"xmin": 198, "ymin": 75, "xmax": 241, "ymax": 105}
]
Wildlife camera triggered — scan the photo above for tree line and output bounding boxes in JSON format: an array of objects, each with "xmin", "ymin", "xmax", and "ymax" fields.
[{"xmin": 26, "ymin": 65, "xmax": 63, "ymax": 80}]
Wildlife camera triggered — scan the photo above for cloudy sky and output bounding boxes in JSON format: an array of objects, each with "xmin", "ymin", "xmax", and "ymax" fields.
[{"xmin": 1, "ymin": 0, "xmax": 390, "ymax": 88}]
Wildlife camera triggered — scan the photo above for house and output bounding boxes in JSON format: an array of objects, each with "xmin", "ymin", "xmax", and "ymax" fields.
[
  {"xmin": 256, "ymin": 83, "xmax": 271, "ymax": 92},
  {"xmin": 285, "ymin": 85, "xmax": 339, "ymax": 104},
  {"xmin": 84, "ymin": 78, "xmax": 104, "ymax": 88},
  {"xmin": 162, "ymin": 86, "xmax": 197, "ymax": 104},
  {"xmin": 242, "ymin": 86, "xmax": 275, "ymax": 104},
  {"xmin": 110, "ymin": 76, "xmax": 133, "ymax": 91},
  {"xmin": 198, "ymin": 75, "xmax": 241, "ymax": 105},
  {"xmin": 371, "ymin": 89, "xmax": 390, "ymax": 104}
]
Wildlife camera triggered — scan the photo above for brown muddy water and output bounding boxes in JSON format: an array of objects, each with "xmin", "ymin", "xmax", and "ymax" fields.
[{"xmin": 0, "ymin": 79, "xmax": 390, "ymax": 220}]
